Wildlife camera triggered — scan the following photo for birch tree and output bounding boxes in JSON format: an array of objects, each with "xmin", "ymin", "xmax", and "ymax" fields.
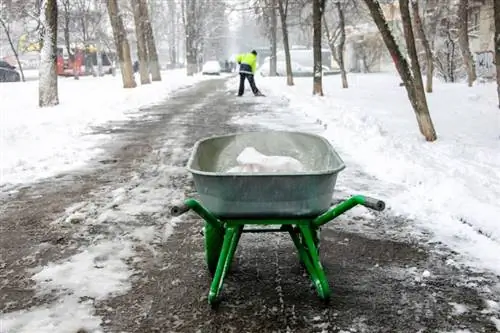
[
  {"xmin": 107, "ymin": 0, "xmax": 136, "ymax": 88},
  {"xmin": 39, "ymin": 0, "xmax": 59, "ymax": 107},
  {"xmin": 363, "ymin": 0, "xmax": 437, "ymax": 141}
]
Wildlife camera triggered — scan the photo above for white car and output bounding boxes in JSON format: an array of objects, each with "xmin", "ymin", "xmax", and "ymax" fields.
[
  {"xmin": 202, "ymin": 60, "xmax": 221, "ymax": 75},
  {"xmin": 258, "ymin": 57, "xmax": 336, "ymax": 77}
]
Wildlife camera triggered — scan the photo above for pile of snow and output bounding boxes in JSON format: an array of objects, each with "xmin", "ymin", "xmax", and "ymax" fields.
[
  {"xmin": 0, "ymin": 69, "xmax": 210, "ymax": 189},
  {"xmin": 226, "ymin": 147, "xmax": 305, "ymax": 173},
  {"xmin": 252, "ymin": 73, "xmax": 500, "ymax": 275}
]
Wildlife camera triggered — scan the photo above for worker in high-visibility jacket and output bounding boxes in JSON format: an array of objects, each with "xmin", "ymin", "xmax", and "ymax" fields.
[{"xmin": 235, "ymin": 50, "xmax": 264, "ymax": 96}]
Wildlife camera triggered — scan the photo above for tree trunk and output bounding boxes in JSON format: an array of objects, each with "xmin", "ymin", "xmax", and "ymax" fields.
[
  {"xmin": 0, "ymin": 18, "xmax": 25, "ymax": 82},
  {"xmin": 411, "ymin": 0, "xmax": 434, "ymax": 93},
  {"xmin": 95, "ymin": 0, "xmax": 104, "ymax": 77},
  {"xmin": 494, "ymin": 0, "xmax": 500, "ymax": 108},
  {"xmin": 269, "ymin": 0, "xmax": 278, "ymax": 77},
  {"xmin": 132, "ymin": 0, "xmax": 151, "ymax": 84},
  {"xmin": 399, "ymin": 0, "xmax": 436, "ymax": 141},
  {"xmin": 39, "ymin": 0, "xmax": 59, "ymax": 107},
  {"xmin": 139, "ymin": 0, "xmax": 161, "ymax": 81},
  {"xmin": 312, "ymin": 0, "xmax": 324, "ymax": 96},
  {"xmin": 322, "ymin": 16, "xmax": 341, "ymax": 82},
  {"xmin": 183, "ymin": 0, "xmax": 197, "ymax": 76},
  {"xmin": 61, "ymin": 0, "xmax": 76, "ymax": 79},
  {"xmin": 457, "ymin": 0, "xmax": 476, "ymax": 86},
  {"xmin": 107, "ymin": 0, "xmax": 136, "ymax": 88},
  {"xmin": 335, "ymin": 2, "xmax": 348, "ymax": 88},
  {"xmin": 277, "ymin": 0, "xmax": 293, "ymax": 85},
  {"xmin": 167, "ymin": 0, "xmax": 177, "ymax": 66},
  {"xmin": 363, "ymin": 0, "xmax": 437, "ymax": 141}
]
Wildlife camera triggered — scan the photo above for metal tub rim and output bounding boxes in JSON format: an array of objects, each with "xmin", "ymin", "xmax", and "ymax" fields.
[{"xmin": 186, "ymin": 130, "xmax": 346, "ymax": 177}]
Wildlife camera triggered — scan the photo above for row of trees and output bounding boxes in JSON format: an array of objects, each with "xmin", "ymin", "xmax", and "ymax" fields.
[
  {"xmin": 1, "ymin": 0, "xmax": 499, "ymax": 142},
  {"xmin": 251, "ymin": 0, "xmax": 499, "ymax": 142},
  {"xmin": 35, "ymin": 0, "xmax": 163, "ymax": 107},
  {"xmin": 1, "ymin": 0, "xmax": 231, "ymax": 107}
]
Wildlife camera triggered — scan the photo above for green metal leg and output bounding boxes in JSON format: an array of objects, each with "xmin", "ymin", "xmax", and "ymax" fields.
[
  {"xmin": 204, "ymin": 222, "xmax": 225, "ymax": 276},
  {"xmin": 291, "ymin": 225, "xmax": 330, "ymax": 300},
  {"xmin": 208, "ymin": 226, "xmax": 243, "ymax": 305}
]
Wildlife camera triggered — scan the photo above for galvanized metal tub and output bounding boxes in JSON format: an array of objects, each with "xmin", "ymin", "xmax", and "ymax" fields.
[{"xmin": 186, "ymin": 131, "xmax": 346, "ymax": 218}]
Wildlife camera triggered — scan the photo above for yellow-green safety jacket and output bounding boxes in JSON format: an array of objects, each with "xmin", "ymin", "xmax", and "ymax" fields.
[{"xmin": 236, "ymin": 53, "xmax": 257, "ymax": 74}]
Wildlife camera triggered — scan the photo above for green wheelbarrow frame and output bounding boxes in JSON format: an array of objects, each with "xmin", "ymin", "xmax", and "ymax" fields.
[{"xmin": 171, "ymin": 195, "xmax": 385, "ymax": 307}]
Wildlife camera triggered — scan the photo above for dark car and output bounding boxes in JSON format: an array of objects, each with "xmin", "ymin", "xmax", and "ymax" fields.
[{"xmin": 0, "ymin": 60, "xmax": 21, "ymax": 82}]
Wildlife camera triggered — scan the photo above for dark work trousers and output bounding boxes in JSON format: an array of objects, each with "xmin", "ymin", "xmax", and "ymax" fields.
[{"xmin": 238, "ymin": 73, "xmax": 259, "ymax": 96}]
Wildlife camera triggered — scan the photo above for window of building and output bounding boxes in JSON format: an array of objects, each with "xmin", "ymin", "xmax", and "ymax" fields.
[{"xmin": 469, "ymin": 7, "xmax": 480, "ymax": 34}]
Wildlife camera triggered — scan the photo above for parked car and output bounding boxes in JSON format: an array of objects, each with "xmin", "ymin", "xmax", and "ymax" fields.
[
  {"xmin": 258, "ymin": 57, "xmax": 339, "ymax": 77},
  {"xmin": 202, "ymin": 60, "xmax": 221, "ymax": 75},
  {"xmin": 0, "ymin": 60, "xmax": 21, "ymax": 82}
]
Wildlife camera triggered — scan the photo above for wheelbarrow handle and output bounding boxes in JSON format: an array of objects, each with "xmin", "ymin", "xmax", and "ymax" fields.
[
  {"xmin": 360, "ymin": 196, "xmax": 386, "ymax": 211},
  {"xmin": 170, "ymin": 201, "xmax": 190, "ymax": 216}
]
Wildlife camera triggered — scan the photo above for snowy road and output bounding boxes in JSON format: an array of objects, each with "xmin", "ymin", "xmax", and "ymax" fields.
[{"xmin": 1, "ymin": 78, "xmax": 499, "ymax": 333}]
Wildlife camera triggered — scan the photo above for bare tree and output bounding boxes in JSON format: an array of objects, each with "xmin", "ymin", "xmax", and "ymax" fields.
[
  {"xmin": 277, "ymin": 0, "xmax": 294, "ymax": 85},
  {"xmin": 60, "ymin": 0, "xmax": 72, "ymax": 59},
  {"xmin": 456, "ymin": 0, "xmax": 476, "ymax": 86},
  {"xmin": 203, "ymin": 0, "xmax": 229, "ymax": 61},
  {"xmin": 182, "ymin": 0, "xmax": 204, "ymax": 76},
  {"xmin": 312, "ymin": 0, "xmax": 325, "ymax": 95},
  {"xmin": 39, "ymin": 0, "xmax": 59, "ymax": 107},
  {"xmin": 434, "ymin": 16, "xmax": 462, "ymax": 82},
  {"xmin": 494, "ymin": 0, "xmax": 500, "ymax": 107},
  {"xmin": 400, "ymin": 0, "xmax": 432, "ymax": 134},
  {"xmin": 167, "ymin": 0, "xmax": 178, "ymax": 66},
  {"xmin": 270, "ymin": 0, "xmax": 278, "ymax": 76},
  {"xmin": 60, "ymin": 0, "xmax": 82, "ymax": 79},
  {"xmin": 131, "ymin": 0, "xmax": 150, "ymax": 84},
  {"xmin": 253, "ymin": 0, "xmax": 278, "ymax": 76},
  {"xmin": 107, "ymin": 0, "xmax": 136, "ymax": 88},
  {"xmin": 139, "ymin": 0, "xmax": 161, "ymax": 81},
  {"xmin": 363, "ymin": 0, "xmax": 437, "ymax": 141},
  {"xmin": 323, "ymin": 0, "xmax": 348, "ymax": 88},
  {"xmin": 335, "ymin": 2, "xmax": 347, "ymax": 88},
  {"xmin": 411, "ymin": 0, "xmax": 434, "ymax": 92},
  {"xmin": 0, "ymin": 16, "xmax": 26, "ymax": 82}
]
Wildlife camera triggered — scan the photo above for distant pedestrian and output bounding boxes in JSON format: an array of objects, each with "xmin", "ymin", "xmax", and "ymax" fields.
[
  {"xmin": 133, "ymin": 60, "xmax": 139, "ymax": 74},
  {"xmin": 235, "ymin": 50, "xmax": 264, "ymax": 97}
]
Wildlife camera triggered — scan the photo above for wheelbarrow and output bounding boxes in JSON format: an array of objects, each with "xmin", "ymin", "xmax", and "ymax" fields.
[{"xmin": 171, "ymin": 131, "xmax": 386, "ymax": 307}]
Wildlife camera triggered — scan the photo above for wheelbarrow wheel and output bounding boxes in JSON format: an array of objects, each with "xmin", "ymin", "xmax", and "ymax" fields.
[{"xmin": 204, "ymin": 222, "xmax": 224, "ymax": 276}]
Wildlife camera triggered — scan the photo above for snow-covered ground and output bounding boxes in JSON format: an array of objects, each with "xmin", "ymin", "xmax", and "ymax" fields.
[
  {"xmin": 233, "ymin": 73, "xmax": 500, "ymax": 277},
  {"xmin": 0, "ymin": 70, "xmax": 211, "ymax": 189}
]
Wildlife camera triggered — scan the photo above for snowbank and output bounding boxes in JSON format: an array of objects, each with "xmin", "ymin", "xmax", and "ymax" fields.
[
  {"xmin": 254, "ymin": 73, "xmax": 500, "ymax": 275},
  {"xmin": 0, "ymin": 70, "xmax": 209, "ymax": 188}
]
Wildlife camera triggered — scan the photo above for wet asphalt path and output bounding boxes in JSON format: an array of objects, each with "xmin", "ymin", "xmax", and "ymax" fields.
[
  {"xmin": 1, "ymin": 77, "xmax": 498, "ymax": 333},
  {"xmin": 94, "ymin": 79, "xmax": 500, "ymax": 333}
]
